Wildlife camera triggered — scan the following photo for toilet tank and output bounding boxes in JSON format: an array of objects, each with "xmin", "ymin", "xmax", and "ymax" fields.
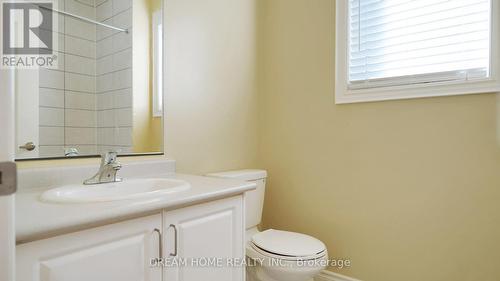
[{"xmin": 206, "ymin": 170, "xmax": 267, "ymax": 230}]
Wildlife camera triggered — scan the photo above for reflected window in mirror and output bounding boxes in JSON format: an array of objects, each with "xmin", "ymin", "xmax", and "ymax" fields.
[{"xmin": 152, "ymin": 10, "xmax": 163, "ymax": 118}]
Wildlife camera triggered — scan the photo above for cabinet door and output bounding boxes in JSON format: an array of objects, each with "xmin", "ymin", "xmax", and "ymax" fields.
[
  {"xmin": 17, "ymin": 214, "xmax": 162, "ymax": 281},
  {"xmin": 163, "ymin": 196, "xmax": 244, "ymax": 281}
]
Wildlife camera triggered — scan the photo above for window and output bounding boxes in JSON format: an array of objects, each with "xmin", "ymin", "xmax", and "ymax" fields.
[
  {"xmin": 152, "ymin": 10, "xmax": 163, "ymax": 117},
  {"xmin": 335, "ymin": 0, "xmax": 500, "ymax": 104}
]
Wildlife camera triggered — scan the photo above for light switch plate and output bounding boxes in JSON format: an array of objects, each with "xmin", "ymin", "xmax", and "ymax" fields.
[{"xmin": 0, "ymin": 162, "xmax": 17, "ymax": 196}]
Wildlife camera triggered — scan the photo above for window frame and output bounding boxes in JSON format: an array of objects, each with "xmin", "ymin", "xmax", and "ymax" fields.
[{"xmin": 335, "ymin": 0, "xmax": 500, "ymax": 104}]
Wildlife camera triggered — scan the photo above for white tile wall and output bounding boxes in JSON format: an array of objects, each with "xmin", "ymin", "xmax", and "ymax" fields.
[
  {"xmin": 42, "ymin": 51, "xmax": 65, "ymax": 71},
  {"xmin": 113, "ymin": 48, "xmax": 132, "ymax": 70},
  {"xmin": 96, "ymin": 72, "xmax": 113, "ymax": 93},
  {"xmin": 65, "ymin": 54, "xmax": 96, "ymax": 75},
  {"xmin": 97, "ymin": 18, "xmax": 115, "ymax": 40},
  {"xmin": 115, "ymin": 127, "xmax": 132, "ymax": 146},
  {"xmin": 96, "ymin": 93, "xmax": 114, "ymax": 110},
  {"xmin": 65, "ymin": 109, "xmax": 96, "ymax": 127},
  {"xmin": 39, "ymin": 88, "xmax": 64, "ymax": 108},
  {"xmin": 39, "ymin": 108, "xmax": 64, "ymax": 126},
  {"xmin": 75, "ymin": 0, "xmax": 94, "ymax": 8},
  {"xmin": 65, "ymin": 17, "xmax": 96, "ymax": 40},
  {"xmin": 113, "ymin": 8, "xmax": 132, "ymax": 28},
  {"xmin": 39, "ymin": 127, "xmax": 64, "ymax": 145},
  {"xmin": 97, "ymin": 48, "xmax": 132, "ymax": 75},
  {"xmin": 112, "ymin": 68, "xmax": 132, "ymax": 89},
  {"xmin": 95, "ymin": 0, "xmax": 108, "ymax": 6},
  {"xmin": 65, "ymin": 36, "xmax": 96, "ymax": 58},
  {"xmin": 65, "ymin": 0, "xmax": 95, "ymax": 20},
  {"xmin": 96, "ymin": 127, "xmax": 132, "ymax": 146},
  {"xmin": 112, "ymin": 31, "xmax": 132, "ymax": 51},
  {"xmin": 96, "ymin": 36, "xmax": 114, "ymax": 58},
  {"xmin": 57, "ymin": 18, "xmax": 65, "ymax": 34},
  {"xmin": 65, "ymin": 92, "xmax": 96, "ymax": 110},
  {"xmin": 97, "ymin": 128, "xmax": 115, "ymax": 144},
  {"xmin": 97, "ymin": 109, "xmax": 115, "ymax": 127},
  {"xmin": 65, "ymin": 127, "xmax": 97, "ymax": 145},
  {"xmin": 96, "ymin": 0, "xmax": 112, "ymax": 21},
  {"xmin": 115, "ymin": 108, "xmax": 132, "ymax": 127},
  {"xmin": 113, "ymin": 0, "xmax": 131, "ymax": 14},
  {"xmin": 96, "ymin": 88, "xmax": 132, "ymax": 110},
  {"xmin": 65, "ymin": 73, "xmax": 96, "ymax": 93},
  {"xmin": 96, "ymin": 0, "xmax": 133, "ymax": 150},
  {"xmin": 39, "ymin": 0, "xmax": 133, "ymax": 156},
  {"xmin": 113, "ymin": 88, "xmax": 133, "ymax": 108},
  {"xmin": 96, "ymin": 145, "xmax": 131, "ymax": 154},
  {"xmin": 40, "ymin": 69, "xmax": 64, "ymax": 89},
  {"xmin": 73, "ymin": 145, "xmax": 98, "ymax": 154},
  {"xmin": 39, "ymin": 146, "xmax": 65, "ymax": 157},
  {"xmin": 97, "ymin": 55, "xmax": 113, "ymax": 75}
]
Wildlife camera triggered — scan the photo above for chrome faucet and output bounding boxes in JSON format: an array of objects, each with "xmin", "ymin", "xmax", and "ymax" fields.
[{"xmin": 83, "ymin": 151, "xmax": 122, "ymax": 185}]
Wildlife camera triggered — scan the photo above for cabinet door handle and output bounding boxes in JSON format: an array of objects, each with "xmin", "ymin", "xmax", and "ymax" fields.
[
  {"xmin": 153, "ymin": 228, "xmax": 163, "ymax": 258},
  {"xmin": 168, "ymin": 224, "xmax": 178, "ymax": 257},
  {"xmin": 19, "ymin": 142, "xmax": 36, "ymax": 151}
]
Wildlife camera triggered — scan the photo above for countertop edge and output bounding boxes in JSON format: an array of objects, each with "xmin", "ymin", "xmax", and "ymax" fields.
[{"xmin": 16, "ymin": 175, "xmax": 256, "ymax": 244}]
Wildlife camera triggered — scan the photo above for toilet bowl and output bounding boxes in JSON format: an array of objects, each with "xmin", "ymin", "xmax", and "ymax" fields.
[
  {"xmin": 246, "ymin": 228, "xmax": 328, "ymax": 281},
  {"xmin": 206, "ymin": 170, "xmax": 328, "ymax": 281}
]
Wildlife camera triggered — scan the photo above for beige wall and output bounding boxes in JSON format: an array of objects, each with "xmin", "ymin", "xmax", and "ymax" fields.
[
  {"xmin": 258, "ymin": 1, "xmax": 500, "ymax": 281},
  {"xmin": 163, "ymin": 0, "xmax": 259, "ymax": 174}
]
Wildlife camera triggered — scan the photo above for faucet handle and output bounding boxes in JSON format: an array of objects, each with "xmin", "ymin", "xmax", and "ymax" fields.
[{"xmin": 102, "ymin": 150, "xmax": 120, "ymax": 165}]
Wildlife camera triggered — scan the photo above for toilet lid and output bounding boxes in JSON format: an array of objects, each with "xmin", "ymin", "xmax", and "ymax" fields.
[{"xmin": 251, "ymin": 229, "xmax": 326, "ymax": 257}]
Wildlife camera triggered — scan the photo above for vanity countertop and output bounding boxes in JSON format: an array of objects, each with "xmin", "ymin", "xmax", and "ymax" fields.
[{"xmin": 16, "ymin": 168, "xmax": 256, "ymax": 243}]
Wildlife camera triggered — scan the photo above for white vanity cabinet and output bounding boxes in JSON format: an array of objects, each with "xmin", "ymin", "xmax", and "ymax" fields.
[
  {"xmin": 16, "ymin": 196, "xmax": 245, "ymax": 281},
  {"xmin": 162, "ymin": 196, "xmax": 245, "ymax": 281},
  {"xmin": 16, "ymin": 214, "xmax": 162, "ymax": 281}
]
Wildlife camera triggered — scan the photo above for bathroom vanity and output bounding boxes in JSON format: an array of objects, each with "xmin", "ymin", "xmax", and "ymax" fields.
[{"xmin": 15, "ymin": 160, "xmax": 255, "ymax": 281}]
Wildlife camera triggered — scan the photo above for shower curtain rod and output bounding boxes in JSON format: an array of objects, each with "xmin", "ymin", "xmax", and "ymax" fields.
[{"xmin": 38, "ymin": 5, "xmax": 129, "ymax": 34}]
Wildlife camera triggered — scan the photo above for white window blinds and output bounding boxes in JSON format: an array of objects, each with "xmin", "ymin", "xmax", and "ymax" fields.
[{"xmin": 348, "ymin": 0, "xmax": 492, "ymax": 89}]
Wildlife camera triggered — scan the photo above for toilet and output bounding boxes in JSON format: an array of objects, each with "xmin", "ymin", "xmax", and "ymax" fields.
[{"xmin": 207, "ymin": 170, "xmax": 327, "ymax": 281}]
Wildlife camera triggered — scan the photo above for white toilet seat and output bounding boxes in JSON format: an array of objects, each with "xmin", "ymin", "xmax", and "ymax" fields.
[
  {"xmin": 249, "ymin": 242, "xmax": 327, "ymax": 261},
  {"xmin": 251, "ymin": 229, "xmax": 327, "ymax": 259}
]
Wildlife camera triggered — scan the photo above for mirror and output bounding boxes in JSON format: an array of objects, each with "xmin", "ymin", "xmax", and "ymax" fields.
[{"xmin": 14, "ymin": 0, "xmax": 164, "ymax": 160}]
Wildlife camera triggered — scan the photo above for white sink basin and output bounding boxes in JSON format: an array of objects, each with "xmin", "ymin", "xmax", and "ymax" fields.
[{"xmin": 40, "ymin": 178, "xmax": 191, "ymax": 203}]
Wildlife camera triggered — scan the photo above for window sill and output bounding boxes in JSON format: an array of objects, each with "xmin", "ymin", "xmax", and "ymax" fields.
[{"xmin": 335, "ymin": 79, "xmax": 500, "ymax": 104}]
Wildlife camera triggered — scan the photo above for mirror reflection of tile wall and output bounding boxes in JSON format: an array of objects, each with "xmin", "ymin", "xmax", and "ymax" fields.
[{"xmin": 38, "ymin": 0, "xmax": 133, "ymax": 158}]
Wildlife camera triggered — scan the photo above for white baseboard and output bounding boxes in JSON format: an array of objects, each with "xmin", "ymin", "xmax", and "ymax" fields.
[{"xmin": 315, "ymin": 270, "xmax": 362, "ymax": 281}]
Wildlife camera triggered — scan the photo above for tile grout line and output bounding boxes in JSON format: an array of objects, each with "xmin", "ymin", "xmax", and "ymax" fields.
[
  {"xmin": 40, "ymin": 27, "xmax": 97, "ymax": 43},
  {"xmin": 96, "ymin": 86, "xmax": 132, "ymax": 94},
  {"xmin": 40, "ymin": 125, "xmax": 132, "ymax": 128},
  {"xmin": 94, "ymin": 0, "xmax": 98, "ymax": 148},
  {"xmin": 40, "ymin": 105, "xmax": 132, "ymax": 111},
  {"xmin": 96, "ymin": 7, "xmax": 132, "ymax": 30},
  {"xmin": 40, "ymin": 86, "xmax": 94, "ymax": 95},
  {"xmin": 96, "ymin": 46, "xmax": 132, "ymax": 60},
  {"xmin": 63, "ymin": 6, "xmax": 67, "ymax": 152},
  {"xmin": 43, "ymin": 68, "xmax": 97, "ymax": 78},
  {"xmin": 40, "ymin": 86, "xmax": 133, "ymax": 95}
]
